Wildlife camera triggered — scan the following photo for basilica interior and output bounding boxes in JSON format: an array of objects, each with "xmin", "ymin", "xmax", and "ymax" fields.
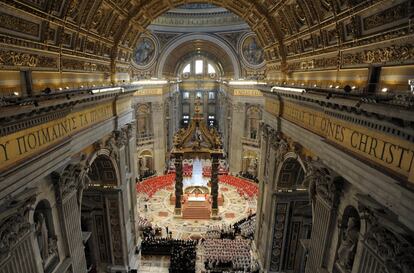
[{"xmin": 0, "ymin": 1, "xmax": 413, "ymax": 273}]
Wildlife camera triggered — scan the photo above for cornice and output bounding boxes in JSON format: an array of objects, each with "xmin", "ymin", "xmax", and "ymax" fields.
[
  {"xmin": 0, "ymin": 88, "xmax": 136, "ymax": 137},
  {"xmin": 261, "ymin": 88, "xmax": 414, "ymax": 142}
]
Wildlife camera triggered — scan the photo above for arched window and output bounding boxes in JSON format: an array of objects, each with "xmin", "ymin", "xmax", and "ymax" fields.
[
  {"xmin": 178, "ymin": 55, "xmax": 221, "ymax": 79},
  {"xmin": 195, "ymin": 60, "xmax": 203, "ymax": 74},
  {"xmin": 182, "ymin": 63, "xmax": 191, "ymax": 74},
  {"xmin": 208, "ymin": 63, "xmax": 216, "ymax": 74}
]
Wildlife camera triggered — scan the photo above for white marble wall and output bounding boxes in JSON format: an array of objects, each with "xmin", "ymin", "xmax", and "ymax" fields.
[{"xmin": 255, "ymin": 110, "xmax": 414, "ymax": 273}]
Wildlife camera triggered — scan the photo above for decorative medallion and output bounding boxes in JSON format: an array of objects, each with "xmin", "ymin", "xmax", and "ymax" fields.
[
  {"xmin": 132, "ymin": 35, "xmax": 157, "ymax": 68},
  {"xmin": 240, "ymin": 33, "xmax": 265, "ymax": 68}
]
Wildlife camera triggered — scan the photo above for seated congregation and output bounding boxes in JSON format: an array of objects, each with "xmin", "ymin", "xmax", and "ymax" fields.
[{"xmin": 137, "ymin": 215, "xmax": 258, "ymax": 273}]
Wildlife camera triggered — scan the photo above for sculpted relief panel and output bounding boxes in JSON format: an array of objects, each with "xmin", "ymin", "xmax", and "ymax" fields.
[
  {"xmin": 0, "ymin": 12, "xmax": 40, "ymax": 38},
  {"xmin": 363, "ymin": 2, "xmax": 409, "ymax": 31},
  {"xmin": 0, "ymin": 49, "xmax": 58, "ymax": 69},
  {"xmin": 343, "ymin": 43, "xmax": 414, "ymax": 66}
]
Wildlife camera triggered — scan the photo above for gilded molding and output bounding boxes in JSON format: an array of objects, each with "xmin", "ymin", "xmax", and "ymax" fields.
[
  {"xmin": 343, "ymin": 43, "xmax": 414, "ymax": 66},
  {"xmin": 0, "ymin": 12, "xmax": 39, "ymax": 37},
  {"xmin": 363, "ymin": 2, "xmax": 409, "ymax": 31},
  {"xmin": 0, "ymin": 48, "xmax": 58, "ymax": 69}
]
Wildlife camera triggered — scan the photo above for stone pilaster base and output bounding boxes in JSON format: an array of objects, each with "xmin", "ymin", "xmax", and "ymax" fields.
[
  {"xmin": 174, "ymin": 208, "xmax": 182, "ymax": 217},
  {"xmin": 211, "ymin": 208, "xmax": 220, "ymax": 220}
]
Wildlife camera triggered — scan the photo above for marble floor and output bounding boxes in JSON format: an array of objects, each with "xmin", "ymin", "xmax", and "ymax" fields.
[
  {"xmin": 138, "ymin": 255, "xmax": 170, "ymax": 273},
  {"xmin": 137, "ymin": 184, "xmax": 257, "ymax": 239},
  {"xmin": 136, "ymin": 175, "xmax": 258, "ymax": 273}
]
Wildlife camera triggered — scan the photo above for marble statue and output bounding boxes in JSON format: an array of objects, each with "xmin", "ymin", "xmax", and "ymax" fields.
[
  {"xmin": 337, "ymin": 217, "xmax": 359, "ymax": 270},
  {"xmin": 35, "ymin": 213, "xmax": 49, "ymax": 260}
]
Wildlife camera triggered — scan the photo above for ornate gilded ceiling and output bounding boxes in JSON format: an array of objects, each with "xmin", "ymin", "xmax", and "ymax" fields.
[{"xmin": 0, "ymin": 0, "xmax": 413, "ymax": 92}]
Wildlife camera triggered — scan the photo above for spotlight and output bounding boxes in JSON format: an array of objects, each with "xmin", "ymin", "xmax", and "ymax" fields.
[
  {"xmin": 381, "ymin": 87, "xmax": 388, "ymax": 93},
  {"xmin": 313, "ymin": 84, "xmax": 317, "ymax": 87},
  {"xmin": 65, "ymin": 86, "xmax": 69, "ymax": 90},
  {"xmin": 58, "ymin": 87, "xmax": 63, "ymax": 91},
  {"xmin": 335, "ymin": 85, "xmax": 340, "ymax": 89},
  {"xmin": 351, "ymin": 86, "xmax": 356, "ymax": 90},
  {"xmin": 329, "ymin": 85, "xmax": 333, "ymax": 88},
  {"xmin": 13, "ymin": 92, "xmax": 19, "ymax": 96}
]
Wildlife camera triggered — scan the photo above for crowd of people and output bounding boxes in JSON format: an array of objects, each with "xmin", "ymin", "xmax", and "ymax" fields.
[
  {"xmin": 205, "ymin": 224, "xmax": 235, "ymax": 239},
  {"xmin": 238, "ymin": 172, "xmax": 259, "ymax": 183},
  {"xmin": 203, "ymin": 239, "xmax": 252, "ymax": 272},
  {"xmin": 140, "ymin": 169, "xmax": 156, "ymax": 180},
  {"xmin": 141, "ymin": 237, "xmax": 173, "ymax": 255},
  {"xmin": 234, "ymin": 214, "xmax": 256, "ymax": 239},
  {"xmin": 169, "ymin": 240, "xmax": 197, "ymax": 273},
  {"xmin": 139, "ymin": 223, "xmax": 197, "ymax": 273},
  {"xmin": 138, "ymin": 215, "xmax": 260, "ymax": 273}
]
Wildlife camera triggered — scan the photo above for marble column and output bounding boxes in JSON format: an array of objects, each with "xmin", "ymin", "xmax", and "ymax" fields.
[
  {"xmin": 151, "ymin": 102, "xmax": 166, "ymax": 175},
  {"xmin": 304, "ymin": 163, "xmax": 343, "ymax": 273},
  {"xmin": 174, "ymin": 154, "xmax": 183, "ymax": 215},
  {"xmin": 228, "ymin": 102, "xmax": 245, "ymax": 173},
  {"xmin": 52, "ymin": 166, "xmax": 88, "ymax": 273},
  {"xmin": 211, "ymin": 154, "xmax": 219, "ymax": 216}
]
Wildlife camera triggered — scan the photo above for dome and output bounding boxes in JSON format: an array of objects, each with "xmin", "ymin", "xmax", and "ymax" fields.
[{"xmin": 150, "ymin": 3, "xmax": 247, "ymax": 32}]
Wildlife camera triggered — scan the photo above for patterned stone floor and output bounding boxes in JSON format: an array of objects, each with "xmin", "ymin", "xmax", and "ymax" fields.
[
  {"xmin": 137, "ymin": 184, "xmax": 257, "ymax": 239},
  {"xmin": 138, "ymin": 255, "xmax": 170, "ymax": 273},
  {"xmin": 137, "ymin": 244, "xmax": 206, "ymax": 273}
]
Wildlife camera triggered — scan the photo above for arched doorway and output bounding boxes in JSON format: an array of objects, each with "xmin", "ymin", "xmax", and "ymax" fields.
[
  {"xmin": 80, "ymin": 154, "xmax": 121, "ymax": 273},
  {"xmin": 269, "ymin": 157, "xmax": 311, "ymax": 273}
]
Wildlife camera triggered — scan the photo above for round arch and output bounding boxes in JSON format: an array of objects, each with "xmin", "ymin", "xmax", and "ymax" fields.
[
  {"xmin": 138, "ymin": 149, "xmax": 153, "ymax": 157},
  {"xmin": 137, "ymin": 149, "xmax": 155, "ymax": 178},
  {"xmin": 273, "ymin": 152, "xmax": 307, "ymax": 190},
  {"xmin": 156, "ymin": 33, "xmax": 242, "ymax": 79},
  {"xmin": 117, "ymin": 1, "xmax": 284, "ymax": 64},
  {"xmin": 87, "ymin": 151, "xmax": 120, "ymax": 187},
  {"xmin": 76, "ymin": 149, "xmax": 121, "ymax": 207}
]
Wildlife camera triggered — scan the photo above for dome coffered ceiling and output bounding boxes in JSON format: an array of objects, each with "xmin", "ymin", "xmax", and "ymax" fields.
[{"xmin": 0, "ymin": 0, "xmax": 412, "ymax": 91}]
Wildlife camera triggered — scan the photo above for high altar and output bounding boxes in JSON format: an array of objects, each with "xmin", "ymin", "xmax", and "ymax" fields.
[{"xmin": 170, "ymin": 100, "xmax": 224, "ymax": 219}]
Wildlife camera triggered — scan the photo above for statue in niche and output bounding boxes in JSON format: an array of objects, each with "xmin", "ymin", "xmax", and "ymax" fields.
[
  {"xmin": 337, "ymin": 217, "xmax": 359, "ymax": 270},
  {"xmin": 134, "ymin": 38, "xmax": 155, "ymax": 66},
  {"xmin": 242, "ymin": 36, "xmax": 264, "ymax": 66},
  {"xmin": 35, "ymin": 213, "xmax": 49, "ymax": 260},
  {"xmin": 248, "ymin": 158, "xmax": 257, "ymax": 175}
]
